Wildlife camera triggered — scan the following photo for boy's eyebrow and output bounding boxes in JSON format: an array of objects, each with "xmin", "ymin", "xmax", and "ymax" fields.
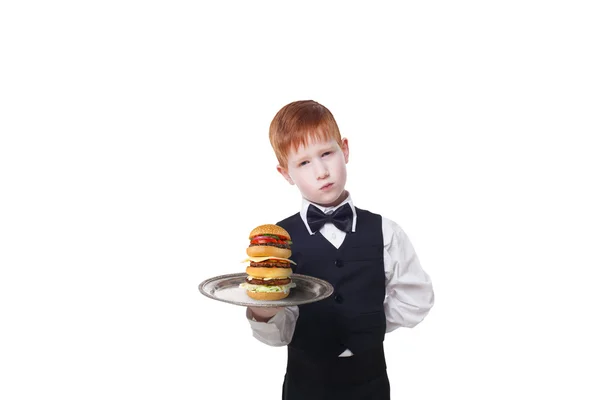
[
  {"xmin": 288, "ymin": 141, "xmax": 337, "ymax": 162},
  {"xmin": 316, "ymin": 144, "xmax": 337, "ymax": 153},
  {"xmin": 289, "ymin": 155, "xmax": 308, "ymax": 164}
]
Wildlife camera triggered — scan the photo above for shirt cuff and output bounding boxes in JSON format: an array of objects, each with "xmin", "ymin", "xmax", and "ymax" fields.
[
  {"xmin": 245, "ymin": 307, "xmax": 290, "ymax": 346},
  {"xmin": 245, "ymin": 307, "xmax": 285, "ymax": 326}
]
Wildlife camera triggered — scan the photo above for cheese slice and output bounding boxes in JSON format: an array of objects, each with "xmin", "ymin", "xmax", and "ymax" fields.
[
  {"xmin": 246, "ymin": 276, "xmax": 283, "ymax": 281},
  {"xmin": 241, "ymin": 256, "xmax": 297, "ymax": 265}
]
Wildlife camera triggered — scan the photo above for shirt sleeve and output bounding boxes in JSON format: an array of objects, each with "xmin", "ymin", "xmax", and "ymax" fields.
[
  {"xmin": 382, "ymin": 218, "xmax": 435, "ymax": 332},
  {"xmin": 245, "ymin": 306, "xmax": 299, "ymax": 346}
]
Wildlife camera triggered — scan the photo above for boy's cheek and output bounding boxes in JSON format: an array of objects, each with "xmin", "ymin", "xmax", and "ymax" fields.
[
  {"xmin": 284, "ymin": 173, "xmax": 295, "ymax": 185},
  {"xmin": 277, "ymin": 167, "xmax": 295, "ymax": 185}
]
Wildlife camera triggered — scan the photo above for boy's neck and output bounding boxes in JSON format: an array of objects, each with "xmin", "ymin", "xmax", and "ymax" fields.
[{"xmin": 308, "ymin": 190, "xmax": 349, "ymax": 208}]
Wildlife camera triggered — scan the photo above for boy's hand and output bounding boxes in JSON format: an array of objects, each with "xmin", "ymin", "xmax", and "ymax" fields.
[{"xmin": 249, "ymin": 306, "xmax": 283, "ymax": 322}]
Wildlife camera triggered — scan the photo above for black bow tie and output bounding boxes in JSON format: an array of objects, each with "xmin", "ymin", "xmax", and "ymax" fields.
[{"xmin": 307, "ymin": 203, "xmax": 353, "ymax": 233}]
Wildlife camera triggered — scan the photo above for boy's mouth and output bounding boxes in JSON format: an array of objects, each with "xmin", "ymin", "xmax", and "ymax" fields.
[{"xmin": 320, "ymin": 183, "xmax": 334, "ymax": 190}]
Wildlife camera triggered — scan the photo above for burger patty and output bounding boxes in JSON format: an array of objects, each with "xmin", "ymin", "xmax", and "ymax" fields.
[
  {"xmin": 246, "ymin": 277, "xmax": 291, "ymax": 286},
  {"xmin": 250, "ymin": 261, "xmax": 291, "ymax": 268},
  {"xmin": 249, "ymin": 243, "xmax": 291, "ymax": 250}
]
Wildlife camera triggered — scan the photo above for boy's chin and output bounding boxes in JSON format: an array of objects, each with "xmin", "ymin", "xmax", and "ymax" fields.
[{"xmin": 306, "ymin": 189, "xmax": 347, "ymax": 207}]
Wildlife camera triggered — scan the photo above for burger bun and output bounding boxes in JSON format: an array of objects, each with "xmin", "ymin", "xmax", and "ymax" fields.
[
  {"xmin": 246, "ymin": 266, "xmax": 292, "ymax": 279},
  {"xmin": 246, "ymin": 245, "xmax": 292, "ymax": 259},
  {"xmin": 246, "ymin": 290, "xmax": 290, "ymax": 301},
  {"xmin": 249, "ymin": 224, "xmax": 291, "ymax": 240}
]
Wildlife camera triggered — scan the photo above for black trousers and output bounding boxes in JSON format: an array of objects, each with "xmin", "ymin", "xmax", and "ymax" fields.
[{"xmin": 282, "ymin": 345, "xmax": 390, "ymax": 400}]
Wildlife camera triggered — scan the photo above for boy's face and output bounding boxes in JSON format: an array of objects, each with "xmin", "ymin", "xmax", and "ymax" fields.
[{"xmin": 277, "ymin": 137, "xmax": 349, "ymax": 207}]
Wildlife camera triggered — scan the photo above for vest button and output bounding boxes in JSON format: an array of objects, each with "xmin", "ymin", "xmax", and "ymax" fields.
[
  {"xmin": 335, "ymin": 259, "xmax": 344, "ymax": 268},
  {"xmin": 334, "ymin": 293, "xmax": 343, "ymax": 303}
]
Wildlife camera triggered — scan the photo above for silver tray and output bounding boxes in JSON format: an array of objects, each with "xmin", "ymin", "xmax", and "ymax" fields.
[{"xmin": 198, "ymin": 273, "xmax": 334, "ymax": 307}]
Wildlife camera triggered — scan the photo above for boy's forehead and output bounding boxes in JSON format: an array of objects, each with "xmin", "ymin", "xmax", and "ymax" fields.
[{"xmin": 290, "ymin": 137, "xmax": 337, "ymax": 156}]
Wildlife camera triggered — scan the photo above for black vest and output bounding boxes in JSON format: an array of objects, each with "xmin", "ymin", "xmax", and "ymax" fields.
[{"xmin": 278, "ymin": 207, "xmax": 386, "ymax": 358}]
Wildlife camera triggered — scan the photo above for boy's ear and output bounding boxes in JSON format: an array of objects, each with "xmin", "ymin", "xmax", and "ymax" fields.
[
  {"xmin": 341, "ymin": 137, "xmax": 350, "ymax": 164},
  {"xmin": 276, "ymin": 165, "xmax": 295, "ymax": 185}
]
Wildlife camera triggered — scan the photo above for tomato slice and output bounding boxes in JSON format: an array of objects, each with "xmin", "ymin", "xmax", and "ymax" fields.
[
  {"xmin": 251, "ymin": 240, "xmax": 278, "ymax": 245},
  {"xmin": 250, "ymin": 235, "xmax": 291, "ymax": 246},
  {"xmin": 252, "ymin": 235, "xmax": 286, "ymax": 241}
]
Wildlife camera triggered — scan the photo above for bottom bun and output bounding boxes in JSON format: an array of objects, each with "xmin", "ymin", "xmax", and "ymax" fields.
[
  {"xmin": 246, "ymin": 266, "xmax": 292, "ymax": 279},
  {"xmin": 246, "ymin": 290, "xmax": 290, "ymax": 301}
]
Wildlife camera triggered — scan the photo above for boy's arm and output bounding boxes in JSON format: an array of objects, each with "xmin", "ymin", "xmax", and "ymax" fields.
[
  {"xmin": 246, "ymin": 306, "xmax": 299, "ymax": 346},
  {"xmin": 383, "ymin": 219, "xmax": 435, "ymax": 332}
]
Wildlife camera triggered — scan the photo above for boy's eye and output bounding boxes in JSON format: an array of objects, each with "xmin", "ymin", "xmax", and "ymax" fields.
[
  {"xmin": 299, "ymin": 161, "xmax": 309, "ymax": 167},
  {"xmin": 321, "ymin": 151, "xmax": 332, "ymax": 157}
]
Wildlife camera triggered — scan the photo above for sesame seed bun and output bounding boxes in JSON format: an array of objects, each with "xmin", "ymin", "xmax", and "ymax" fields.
[{"xmin": 248, "ymin": 224, "xmax": 291, "ymax": 240}]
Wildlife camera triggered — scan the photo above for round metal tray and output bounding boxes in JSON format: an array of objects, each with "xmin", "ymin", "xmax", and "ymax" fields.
[{"xmin": 199, "ymin": 272, "xmax": 334, "ymax": 307}]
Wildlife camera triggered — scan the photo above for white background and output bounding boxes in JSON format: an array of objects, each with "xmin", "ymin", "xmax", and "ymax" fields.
[{"xmin": 1, "ymin": 1, "xmax": 599, "ymax": 399}]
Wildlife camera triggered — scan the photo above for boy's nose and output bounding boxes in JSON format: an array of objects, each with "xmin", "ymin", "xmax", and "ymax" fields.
[{"xmin": 314, "ymin": 163, "xmax": 329, "ymax": 179}]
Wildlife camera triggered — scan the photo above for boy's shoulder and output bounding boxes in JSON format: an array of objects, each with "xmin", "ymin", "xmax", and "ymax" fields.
[
  {"xmin": 354, "ymin": 206, "xmax": 378, "ymax": 217},
  {"xmin": 355, "ymin": 206, "xmax": 407, "ymax": 239},
  {"xmin": 276, "ymin": 211, "xmax": 301, "ymax": 227},
  {"xmin": 355, "ymin": 206, "xmax": 388, "ymax": 225}
]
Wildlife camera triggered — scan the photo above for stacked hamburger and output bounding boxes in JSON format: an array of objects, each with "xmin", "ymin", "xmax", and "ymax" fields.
[{"xmin": 240, "ymin": 224, "xmax": 296, "ymax": 300}]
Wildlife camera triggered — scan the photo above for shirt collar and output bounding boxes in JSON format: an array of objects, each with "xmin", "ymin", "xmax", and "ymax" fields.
[{"xmin": 299, "ymin": 191, "xmax": 357, "ymax": 235}]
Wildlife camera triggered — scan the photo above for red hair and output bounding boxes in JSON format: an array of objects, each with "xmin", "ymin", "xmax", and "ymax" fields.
[{"xmin": 269, "ymin": 100, "xmax": 342, "ymax": 167}]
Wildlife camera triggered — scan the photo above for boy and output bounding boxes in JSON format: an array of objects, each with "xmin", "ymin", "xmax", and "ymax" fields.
[{"xmin": 246, "ymin": 100, "xmax": 434, "ymax": 400}]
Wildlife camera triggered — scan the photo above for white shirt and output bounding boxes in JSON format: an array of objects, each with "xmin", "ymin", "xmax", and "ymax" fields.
[{"xmin": 246, "ymin": 194, "xmax": 435, "ymax": 357}]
